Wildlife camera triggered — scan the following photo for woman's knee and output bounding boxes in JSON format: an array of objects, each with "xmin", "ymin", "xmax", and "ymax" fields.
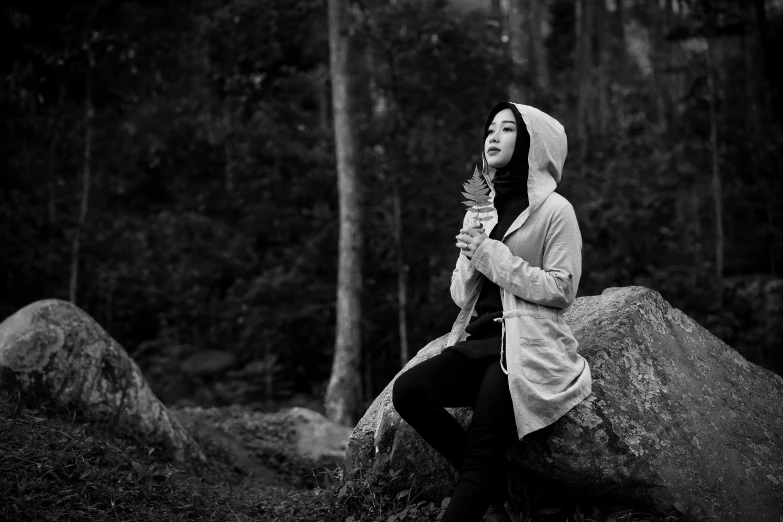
[
  {"xmin": 392, "ymin": 370, "xmax": 422, "ymax": 414},
  {"xmin": 392, "ymin": 350, "xmax": 465, "ymax": 414}
]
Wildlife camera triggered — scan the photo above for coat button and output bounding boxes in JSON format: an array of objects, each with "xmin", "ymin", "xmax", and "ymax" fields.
[{"xmin": 568, "ymin": 274, "xmax": 573, "ymax": 279}]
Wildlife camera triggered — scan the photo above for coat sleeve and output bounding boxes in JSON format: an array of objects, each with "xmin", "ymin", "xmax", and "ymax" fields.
[
  {"xmin": 450, "ymin": 211, "xmax": 483, "ymax": 308},
  {"xmin": 469, "ymin": 202, "xmax": 582, "ymax": 309}
]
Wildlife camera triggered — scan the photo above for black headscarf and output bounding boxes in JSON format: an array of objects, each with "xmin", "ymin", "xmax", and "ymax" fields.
[{"xmin": 483, "ymin": 102, "xmax": 531, "ymax": 182}]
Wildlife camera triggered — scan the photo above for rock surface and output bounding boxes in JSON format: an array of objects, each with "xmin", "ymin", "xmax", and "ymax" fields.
[
  {"xmin": 180, "ymin": 349, "xmax": 237, "ymax": 377},
  {"xmin": 171, "ymin": 404, "xmax": 352, "ymax": 488},
  {"xmin": 0, "ymin": 299, "xmax": 205, "ymax": 463},
  {"xmin": 345, "ymin": 286, "xmax": 783, "ymax": 521}
]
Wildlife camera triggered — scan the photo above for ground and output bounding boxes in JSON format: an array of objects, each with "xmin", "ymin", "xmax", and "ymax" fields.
[{"xmin": 0, "ymin": 390, "xmax": 701, "ymax": 522}]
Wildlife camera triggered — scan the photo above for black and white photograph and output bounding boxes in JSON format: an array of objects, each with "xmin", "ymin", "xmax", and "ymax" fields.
[{"xmin": 1, "ymin": 0, "xmax": 782, "ymax": 521}]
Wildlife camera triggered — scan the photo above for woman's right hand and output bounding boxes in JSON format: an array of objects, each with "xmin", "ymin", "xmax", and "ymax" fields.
[{"xmin": 455, "ymin": 224, "xmax": 487, "ymax": 259}]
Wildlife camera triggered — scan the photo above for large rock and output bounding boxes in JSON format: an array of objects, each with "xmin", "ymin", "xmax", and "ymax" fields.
[
  {"xmin": 345, "ymin": 287, "xmax": 783, "ymax": 521},
  {"xmin": 0, "ymin": 299, "xmax": 205, "ymax": 463}
]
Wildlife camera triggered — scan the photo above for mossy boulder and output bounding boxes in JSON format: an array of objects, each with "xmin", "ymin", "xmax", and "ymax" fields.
[
  {"xmin": 0, "ymin": 299, "xmax": 205, "ymax": 464},
  {"xmin": 345, "ymin": 286, "xmax": 783, "ymax": 521}
]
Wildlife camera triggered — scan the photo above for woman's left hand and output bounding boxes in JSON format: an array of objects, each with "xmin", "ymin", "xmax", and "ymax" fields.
[{"xmin": 455, "ymin": 226, "xmax": 488, "ymax": 259}]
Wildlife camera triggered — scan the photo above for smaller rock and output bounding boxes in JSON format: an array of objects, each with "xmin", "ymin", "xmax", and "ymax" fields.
[
  {"xmin": 287, "ymin": 406, "xmax": 353, "ymax": 461},
  {"xmin": 170, "ymin": 404, "xmax": 352, "ymax": 488},
  {"xmin": 181, "ymin": 350, "xmax": 236, "ymax": 377},
  {"xmin": 171, "ymin": 407, "xmax": 282, "ymax": 485}
]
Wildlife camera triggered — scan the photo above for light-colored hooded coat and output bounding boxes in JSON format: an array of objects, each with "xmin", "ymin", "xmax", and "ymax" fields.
[{"xmin": 448, "ymin": 103, "xmax": 592, "ymax": 439}]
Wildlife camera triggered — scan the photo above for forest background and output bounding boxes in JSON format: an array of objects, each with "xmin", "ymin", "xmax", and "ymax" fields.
[{"xmin": 3, "ymin": 0, "xmax": 782, "ymax": 425}]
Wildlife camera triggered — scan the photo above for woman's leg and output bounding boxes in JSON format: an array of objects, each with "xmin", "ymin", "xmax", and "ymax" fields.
[
  {"xmin": 392, "ymin": 350, "xmax": 491, "ymax": 471},
  {"xmin": 439, "ymin": 359, "xmax": 518, "ymax": 522}
]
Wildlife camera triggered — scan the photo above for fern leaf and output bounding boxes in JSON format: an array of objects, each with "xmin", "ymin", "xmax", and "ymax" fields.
[
  {"xmin": 461, "ymin": 166, "xmax": 493, "ymax": 227},
  {"xmin": 462, "ymin": 201, "xmax": 493, "ymax": 208},
  {"xmin": 464, "ymin": 178, "xmax": 490, "ymax": 196}
]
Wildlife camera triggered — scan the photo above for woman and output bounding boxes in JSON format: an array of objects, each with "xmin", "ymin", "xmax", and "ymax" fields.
[{"xmin": 392, "ymin": 102, "xmax": 592, "ymax": 522}]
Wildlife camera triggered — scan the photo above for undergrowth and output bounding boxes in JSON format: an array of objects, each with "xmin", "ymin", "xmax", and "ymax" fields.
[
  {"xmin": 302, "ymin": 465, "xmax": 708, "ymax": 522},
  {"xmin": 0, "ymin": 390, "xmax": 708, "ymax": 522},
  {"xmin": 0, "ymin": 389, "xmax": 251, "ymax": 521}
]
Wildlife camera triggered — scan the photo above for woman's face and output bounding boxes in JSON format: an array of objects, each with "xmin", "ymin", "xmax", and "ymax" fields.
[{"xmin": 484, "ymin": 108, "xmax": 517, "ymax": 169}]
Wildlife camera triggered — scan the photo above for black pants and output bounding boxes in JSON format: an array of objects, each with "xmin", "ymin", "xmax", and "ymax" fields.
[{"xmin": 392, "ymin": 349, "xmax": 518, "ymax": 522}]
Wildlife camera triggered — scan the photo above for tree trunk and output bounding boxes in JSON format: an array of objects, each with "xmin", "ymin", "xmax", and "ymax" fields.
[
  {"xmin": 491, "ymin": 0, "xmax": 502, "ymax": 21},
  {"xmin": 45, "ymin": 87, "xmax": 64, "ymax": 297},
  {"xmin": 392, "ymin": 178, "xmax": 409, "ymax": 366},
  {"xmin": 706, "ymin": 39, "xmax": 723, "ymax": 306},
  {"xmin": 666, "ymin": 0, "xmax": 675, "ymax": 128},
  {"xmin": 595, "ymin": 0, "xmax": 608, "ymax": 137},
  {"xmin": 616, "ymin": 0, "xmax": 626, "ymax": 56},
  {"xmin": 362, "ymin": 343, "xmax": 373, "ymax": 405},
  {"xmin": 752, "ymin": 0, "xmax": 771, "ymax": 115},
  {"xmin": 691, "ymin": 185, "xmax": 703, "ymax": 266},
  {"xmin": 529, "ymin": 0, "xmax": 549, "ymax": 91},
  {"xmin": 575, "ymin": 0, "xmax": 590, "ymax": 158},
  {"xmin": 743, "ymin": 0, "xmax": 764, "ymax": 130},
  {"xmin": 371, "ymin": 25, "xmax": 408, "ymax": 369},
  {"xmin": 46, "ymin": 138, "xmax": 58, "ymax": 295},
  {"xmin": 224, "ymin": 106, "xmax": 234, "ymax": 194},
  {"xmin": 504, "ymin": 0, "xmax": 528, "ymax": 101},
  {"xmin": 612, "ymin": 0, "xmax": 626, "ymax": 130},
  {"xmin": 325, "ymin": 0, "xmax": 363, "ymax": 426},
  {"xmin": 265, "ymin": 344, "xmax": 274, "ymax": 405},
  {"xmin": 317, "ymin": 64, "xmax": 330, "ymax": 134},
  {"xmin": 106, "ymin": 272, "xmax": 116, "ymax": 335},
  {"xmin": 741, "ymin": 29, "xmax": 757, "ymax": 134},
  {"xmin": 767, "ymin": 198, "xmax": 776, "ymax": 276},
  {"xmin": 69, "ymin": 40, "xmax": 94, "ymax": 305}
]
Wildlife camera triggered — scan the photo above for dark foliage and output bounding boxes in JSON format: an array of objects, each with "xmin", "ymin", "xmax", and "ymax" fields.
[{"xmin": 2, "ymin": 0, "xmax": 782, "ymax": 415}]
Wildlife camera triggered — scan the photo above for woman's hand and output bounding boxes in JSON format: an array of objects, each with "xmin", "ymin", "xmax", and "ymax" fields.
[{"xmin": 455, "ymin": 225, "xmax": 488, "ymax": 259}]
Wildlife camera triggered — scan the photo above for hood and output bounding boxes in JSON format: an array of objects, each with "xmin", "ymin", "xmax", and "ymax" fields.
[{"xmin": 482, "ymin": 103, "xmax": 567, "ymax": 214}]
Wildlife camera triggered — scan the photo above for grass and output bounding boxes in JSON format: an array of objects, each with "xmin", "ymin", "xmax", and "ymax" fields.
[{"xmin": 0, "ymin": 390, "xmax": 707, "ymax": 522}]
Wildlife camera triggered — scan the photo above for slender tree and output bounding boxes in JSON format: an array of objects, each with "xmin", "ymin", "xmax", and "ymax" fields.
[
  {"xmin": 69, "ymin": 34, "xmax": 94, "ymax": 305},
  {"xmin": 529, "ymin": 0, "xmax": 550, "ymax": 91},
  {"xmin": 503, "ymin": 0, "xmax": 529, "ymax": 101},
  {"xmin": 223, "ymin": 105, "xmax": 235, "ymax": 195},
  {"xmin": 325, "ymin": 0, "xmax": 363, "ymax": 426},
  {"xmin": 392, "ymin": 177, "xmax": 409, "ymax": 366},
  {"xmin": 706, "ymin": 38, "xmax": 723, "ymax": 306},
  {"xmin": 45, "ymin": 87, "xmax": 65, "ymax": 296},
  {"xmin": 595, "ymin": 0, "xmax": 609, "ymax": 137},
  {"xmin": 371, "ymin": 26, "xmax": 410, "ymax": 368},
  {"xmin": 575, "ymin": 0, "xmax": 591, "ymax": 158}
]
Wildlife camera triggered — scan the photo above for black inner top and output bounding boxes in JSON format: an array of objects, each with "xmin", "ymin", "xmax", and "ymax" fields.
[
  {"xmin": 446, "ymin": 171, "xmax": 530, "ymax": 359},
  {"xmin": 445, "ymin": 102, "xmax": 532, "ymax": 359}
]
